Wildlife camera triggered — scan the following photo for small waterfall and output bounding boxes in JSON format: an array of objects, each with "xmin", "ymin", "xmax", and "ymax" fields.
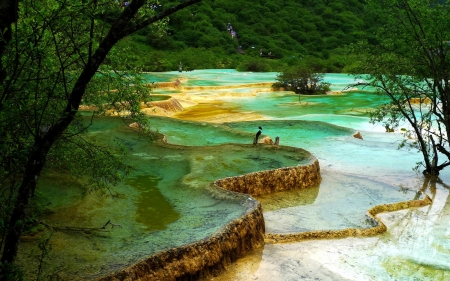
[{"xmin": 147, "ymin": 97, "xmax": 184, "ymax": 113}]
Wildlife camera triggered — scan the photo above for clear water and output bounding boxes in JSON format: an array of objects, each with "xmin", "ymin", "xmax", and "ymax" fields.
[{"xmin": 17, "ymin": 70, "xmax": 450, "ymax": 281}]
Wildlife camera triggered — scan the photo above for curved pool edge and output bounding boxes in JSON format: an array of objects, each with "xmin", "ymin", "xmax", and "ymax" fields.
[
  {"xmin": 95, "ymin": 146, "xmax": 322, "ymax": 281},
  {"xmin": 214, "ymin": 158, "xmax": 321, "ymax": 196},
  {"xmin": 264, "ymin": 192, "xmax": 432, "ymax": 244},
  {"xmin": 96, "ymin": 200, "xmax": 264, "ymax": 281}
]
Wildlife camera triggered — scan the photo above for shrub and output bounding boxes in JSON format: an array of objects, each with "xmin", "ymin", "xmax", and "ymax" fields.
[{"xmin": 275, "ymin": 66, "xmax": 330, "ymax": 94}]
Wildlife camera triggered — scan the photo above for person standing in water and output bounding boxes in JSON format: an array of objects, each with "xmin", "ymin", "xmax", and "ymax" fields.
[{"xmin": 254, "ymin": 126, "xmax": 262, "ymax": 144}]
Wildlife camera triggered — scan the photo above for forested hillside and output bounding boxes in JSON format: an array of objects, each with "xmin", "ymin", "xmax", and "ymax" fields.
[{"xmin": 120, "ymin": 0, "xmax": 381, "ymax": 72}]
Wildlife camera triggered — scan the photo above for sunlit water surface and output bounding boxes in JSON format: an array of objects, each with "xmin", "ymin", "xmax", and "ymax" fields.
[{"xmin": 18, "ymin": 70, "xmax": 450, "ymax": 280}]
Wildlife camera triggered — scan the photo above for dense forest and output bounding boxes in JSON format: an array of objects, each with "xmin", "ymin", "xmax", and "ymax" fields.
[{"xmin": 117, "ymin": 0, "xmax": 383, "ymax": 72}]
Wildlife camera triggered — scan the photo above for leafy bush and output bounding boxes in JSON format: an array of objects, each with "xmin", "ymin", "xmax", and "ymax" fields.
[
  {"xmin": 237, "ymin": 60, "xmax": 270, "ymax": 72},
  {"xmin": 275, "ymin": 66, "xmax": 330, "ymax": 94}
]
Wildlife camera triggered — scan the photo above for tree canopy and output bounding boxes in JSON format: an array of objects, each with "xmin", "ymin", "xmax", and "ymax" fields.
[{"xmin": 273, "ymin": 66, "xmax": 331, "ymax": 95}]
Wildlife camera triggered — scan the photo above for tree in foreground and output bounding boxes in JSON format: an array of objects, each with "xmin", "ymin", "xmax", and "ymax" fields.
[
  {"xmin": 0, "ymin": 0, "xmax": 201, "ymax": 278},
  {"xmin": 349, "ymin": 0, "xmax": 450, "ymax": 176},
  {"xmin": 273, "ymin": 66, "xmax": 330, "ymax": 100}
]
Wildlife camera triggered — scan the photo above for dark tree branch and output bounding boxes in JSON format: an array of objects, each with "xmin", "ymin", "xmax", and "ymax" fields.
[{"xmin": 37, "ymin": 219, "xmax": 122, "ymax": 233}]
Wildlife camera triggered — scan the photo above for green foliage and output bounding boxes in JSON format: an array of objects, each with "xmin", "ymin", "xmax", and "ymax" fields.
[
  {"xmin": 0, "ymin": 262, "xmax": 24, "ymax": 281},
  {"xmin": 122, "ymin": 0, "xmax": 375, "ymax": 72},
  {"xmin": 0, "ymin": 0, "xmax": 151, "ymax": 227},
  {"xmin": 45, "ymin": 131, "xmax": 132, "ymax": 194},
  {"xmin": 236, "ymin": 60, "xmax": 270, "ymax": 72},
  {"xmin": 35, "ymin": 230, "xmax": 54, "ymax": 281}
]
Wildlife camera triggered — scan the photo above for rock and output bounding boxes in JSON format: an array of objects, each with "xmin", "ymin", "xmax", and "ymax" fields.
[
  {"xmin": 274, "ymin": 136, "xmax": 280, "ymax": 146},
  {"xmin": 129, "ymin": 122, "xmax": 142, "ymax": 129},
  {"xmin": 409, "ymin": 97, "xmax": 431, "ymax": 104},
  {"xmin": 173, "ymin": 78, "xmax": 182, "ymax": 88},
  {"xmin": 78, "ymin": 104, "xmax": 97, "ymax": 110},
  {"xmin": 353, "ymin": 131, "xmax": 363, "ymax": 140},
  {"xmin": 141, "ymin": 98, "xmax": 185, "ymax": 117},
  {"xmin": 384, "ymin": 125, "xmax": 394, "ymax": 132},
  {"xmin": 259, "ymin": 136, "xmax": 273, "ymax": 145}
]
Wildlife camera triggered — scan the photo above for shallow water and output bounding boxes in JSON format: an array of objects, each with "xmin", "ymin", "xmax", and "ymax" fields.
[
  {"xmin": 17, "ymin": 70, "xmax": 450, "ymax": 280},
  {"xmin": 259, "ymin": 170, "xmax": 418, "ymax": 233},
  {"xmin": 18, "ymin": 115, "xmax": 313, "ymax": 279}
]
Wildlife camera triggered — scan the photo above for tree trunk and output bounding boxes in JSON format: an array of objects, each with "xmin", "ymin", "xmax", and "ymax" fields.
[
  {"xmin": 1, "ymin": 146, "xmax": 47, "ymax": 264},
  {"xmin": 0, "ymin": 0, "xmax": 19, "ymax": 95}
]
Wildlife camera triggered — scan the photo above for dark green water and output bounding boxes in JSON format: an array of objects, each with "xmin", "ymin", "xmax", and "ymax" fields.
[{"xmin": 126, "ymin": 175, "xmax": 181, "ymax": 232}]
